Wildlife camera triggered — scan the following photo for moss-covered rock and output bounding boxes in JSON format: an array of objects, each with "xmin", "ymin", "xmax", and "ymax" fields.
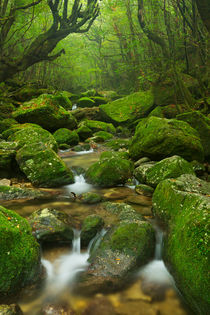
[
  {"xmin": 53, "ymin": 128, "xmax": 79, "ymax": 147},
  {"xmin": 77, "ymin": 97, "xmax": 95, "ymax": 108},
  {"xmin": 0, "ymin": 148, "xmax": 19, "ymax": 179},
  {"xmin": 80, "ymin": 192, "xmax": 102, "ymax": 204},
  {"xmin": 77, "ymin": 212, "xmax": 155, "ymax": 294},
  {"xmin": 81, "ymin": 215, "xmax": 104, "ymax": 247},
  {"xmin": 129, "ymin": 117, "xmax": 204, "ymax": 162},
  {"xmin": 98, "ymin": 90, "xmax": 120, "ymax": 101},
  {"xmin": 134, "ymin": 162, "xmax": 156, "ymax": 183},
  {"xmin": 85, "ymin": 156, "xmax": 134, "ymax": 187},
  {"xmin": 152, "ymin": 175, "xmax": 210, "ymax": 314},
  {"xmin": 104, "ymin": 139, "xmax": 130, "ymax": 151},
  {"xmin": 2, "ymin": 123, "xmax": 42, "ymax": 140},
  {"xmin": 76, "ymin": 125, "xmax": 93, "ymax": 141},
  {"xmin": 72, "ymin": 107, "xmax": 101, "ymax": 123},
  {"xmin": 0, "ymin": 304, "xmax": 23, "ymax": 315},
  {"xmin": 135, "ymin": 184, "xmax": 154, "ymax": 197},
  {"xmin": 16, "ymin": 142, "xmax": 74, "ymax": 187},
  {"xmin": 93, "ymin": 131, "xmax": 113, "ymax": 142},
  {"xmin": 72, "ymin": 143, "xmax": 91, "ymax": 152},
  {"xmin": 13, "ymin": 86, "xmax": 51, "ymax": 102},
  {"xmin": 176, "ymin": 111, "xmax": 210, "ymax": 158},
  {"xmin": 99, "ymin": 90, "xmax": 154, "ymax": 125},
  {"xmin": 90, "ymin": 96, "xmax": 107, "ymax": 106},
  {"xmin": 148, "ymin": 106, "xmax": 164, "ymax": 118},
  {"xmin": 81, "ymin": 89, "xmax": 98, "ymax": 97},
  {"xmin": 100, "ymin": 151, "xmax": 129, "ymax": 160},
  {"xmin": 12, "ymin": 94, "xmax": 77, "ymax": 131},
  {"xmin": 28, "ymin": 208, "xmax": 74, "ymax": 243},
  {"xmin": 0, "ymin": 185, "xmax": 46, "ymax": 201},
  {"xmin": 54, "ymin": 91, "xmax": 72, "ymax": 110},
  {"xmin": 81, "ymin": 120, "xmax": 116, "ymax": 134},
  {"xmin": 145, "ymin": 155, "xmax": 195, "ymax": 187},
  {"xmin": 8, "ymin": 125, "xmax": 58, "ymax": 152},
  {"xmin": 0, "ymin": 206, "xmax": 41, "ymax": 297},
  {"xmin": 0, "ymin": 99, "xmax": 16, "ymax": 120},
  {"xmin": 0, "ymin": 118, "xmax": 17, "ymax": 134}
]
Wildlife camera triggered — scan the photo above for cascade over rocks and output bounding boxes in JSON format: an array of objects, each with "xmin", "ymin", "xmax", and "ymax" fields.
[
  {"xmin": 16, "ymin": 142, "xmax": 74, "ymax": 187},
  {"xmin": 129, "ymin": 116, "xmax": 204, "ymax": 162},
  {"xmin": 77, "ymin": 202, "xmax": 155, "ymax": 294},
  {"xmin": 152, "ymin": 174, "xmax": 210, "ymax": 315},
  {"xmin": 12, "ymin": 94, "xmax": 77, "ymax": 132},
  {"xmin": 0, "ymin": 206, "xmax": 41, "ymax": 297},
  {"xmin": 28, "ymin": 208, "xmax": 74, "ymax": 243}
]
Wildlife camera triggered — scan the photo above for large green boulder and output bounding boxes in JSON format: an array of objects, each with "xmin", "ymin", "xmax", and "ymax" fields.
[
  {"xmin": 0, "ymin": 99, "xmax": 15, "ymax": 120},
  {"xmin": 16, "ymin": 142, "xmax": 74, "ymax": 187},
  {"xmin": 8, "ymin": 125, "xmax": 58, "ymax": 152},
  {"xmin": 138, "ymin": 155, "xmax": 195, "ymax": 187},
  {"xmin": 54, "ymin": 91, "xmax": 72, "ymax": 110},
  {"xmin": 53, "ymin": 128, "xmax": 79, "ymax": 147},
  {"xmin": 2, "ymin": 123, "xmax": 42, "ymax": 140},
  {"xmin": 81, "ymin": 120, "xmax": 116, "ymax": 134},
  {"xmin": 85, "ymin": 155, "xmax": 134, "ymax": 187},
  {"xmin": 72, "ymin": 107, "xmax": 101, "ymax": 123},
  {"xmin": 0, "ymin": 185, "xmax": 46, "ymax": 200},
  {"xmin": 152, "ymin": 175, "xmax": 210, "ymax": 315},
  {"xmin": 76, "ymin": 125, "xmax": 93, "ymax": 141},
  {"xmin": 90, "ymin": 96, "xmax": 107, "ymax": 106},
  {"xmin": 13, "ymin": 86, "xmax": 51, "ymax": 102},
  {"xmin": 81, "ymin": 215, "xmax": 104, "ymax": 248},
  {"xmin": 28, "ymin": 208, "xmax": 74, "ymax": 243},
  {"xmin": 176, "ymin": 111, "xmax": 210, "ymax": 158},
  {"xmin": 93, "ymin": 131, "xmax": 113, "ymax": 141},
  {"xmin": 77, "ymin": 97, "xmax": 95, "ymax": 108},
  {"xmin": 77, "ymin": 207, "xmax": 155, "ymax": 294},
  {"xmin": 99, "ymin": 90, "xmax": 154, "ymax": 125},
  {"xmin": 0, "ymin": 118, "xmax": 17, "ymax": 134},
  {"xmin": 129, "ymin": 117, "xmax": 204, "ymax": 162},
  {"xmin": 12, "ymin": 94, "xmax": 77, "ymax": 131},
  {"xmin": 0, "ymin": 206, "xmax": 41, "ymax": 297}
]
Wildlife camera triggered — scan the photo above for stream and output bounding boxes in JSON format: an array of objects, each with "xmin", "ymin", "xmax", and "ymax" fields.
[{"xmin": 1, "ymin": 149, "xmax": 192, "ymax": 315}]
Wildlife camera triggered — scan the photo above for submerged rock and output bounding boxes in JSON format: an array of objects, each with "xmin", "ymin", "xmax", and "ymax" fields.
[
  {"xmin": 0, "ymin": 206, "xmax": 41, "ymax": 297},
  {"xmin": 81, "ymin": 215, "xmax": 104, "ymax": 248},
  {"xmin": 16, "ymin": 142, "xmax": 74, "ymax": 187},
  {"xmin": 152, "ymin": 174, "xmax": 210, "ymax": 315},
  {"xmin": 0, "ymin": 185, "xmax": 46, "ymax": 201},
  {"xmin": 12, "ymin": 94, "xmax": 77, "ymax": 131},
  {"xmin": 80, "ymin": 192, "xmax": 102, "ymax": 204},
  {"xmin": 28, "ymin": 208, "xmax": 74, "ymax": 243},
  {"xmin": 129, "ymin": 117, "xmax": 204, "ymax": 162}
]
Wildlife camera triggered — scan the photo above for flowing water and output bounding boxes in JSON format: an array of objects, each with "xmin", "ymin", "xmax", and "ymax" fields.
[{"xmin": 2, "ymin": 150, "xmax": 192, "ymax": 314}]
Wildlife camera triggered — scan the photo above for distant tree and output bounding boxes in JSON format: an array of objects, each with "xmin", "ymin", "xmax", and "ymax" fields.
[
  {"xmin": 0, "ymin": 0, "xmax": 99, "ymax": 82},
  {"xmin": 195, "ymin": 0, "xmax": 210, "ymax": 32}
]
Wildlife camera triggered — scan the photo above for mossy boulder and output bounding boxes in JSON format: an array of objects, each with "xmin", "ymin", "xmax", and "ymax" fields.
[
  {"xmin": 0, "ymin": 142, "xmax": 20, "ymax": 178},
  {"xmin": 81, "ymin": 120, "xmax": 116, "ymax": 134},
  {"xmin": 0, "ymin": 99, "xmax": 16, "ymax": 120},
  {"xmin": 99, "ymin": 90, "xmax": 154, "ymax": 125},
  {"xmin": 77, "ymin": 97, "xmax": 95, "ymax": 108},
  {"xmin": 8, "ymin": 125, "xmax": 58, "ymax": 152},
  {"xmin": 98, "ymin": 90, "xmax": 120, "ymax": 101},
  {"xmin": 54, "ymin": 91, "xmax": 72, "ymax": 110},
  {"xmin": 90, "ymin": 96, "xmax": 107, "ymax": 106},
  {"xmin": 13, "ymin": 86, "xmax": 50, "ymax": 102},
  {"xmin": 85, "ymin": 156, "xmax": 134, "ymax": 187},
  {"xmin": 81, "ymin": 215, "xmax": 104, "ymax": 247},
  {"xmin": 176, "ymin": 111, "xmax": 210, "ymax": 158},
  {"xmin": 53, "ymin": 128, "xmax": 79, "ymax": 147},
  {"xmin": 2, "ymin": 123, "xmax": 42, "ymax": 140},
  {"xmin": 12, "ymin": 94, "xmax": 77, "ymax": 131},
  {"xmin": 0, "ymin": 119, "xmax": 17, "ymax": 134},
  {"xmin": 100, "ymin": 151, "xmax": 129, "ymax": 160},
  {"xmin": 134, "ymin": 161, "xmax": 156, "ymax": 183},
  {"xmin": 135, "ymin": 184, "xmax": 154, "ymax": 197},
  {"xmin": 72, "ymin": 143, "xmax": 91, "ymax": 152},
  {"xmin": 143, "ymin": 155, "xmax": 195, "ymax": 187},
  {"xmin": 0, "ymin": 185, "xmax": 46, "ymax": 201},
  {"xmin": 152, "ymin": 175, "xmax": 210, "ymax": 315},
  {"xmin": 81, "ymin": 89, "xmax": 98, "ymax": 97},
  {"xmin": 28, "ymin": 208, "xmax": 74, "ymax": 243},
  {"xmin": 104, "ymin": 139, "xmax": 130, "ymax": 151},
  {"xmin": 80, "ymin": 192, "xmax": 102, "ymax": 204},
  {"xmin": 76, "ymin": 125, "xmax": 93, "ymax": 141},
  {"xmin": 16, "ymin": 142, "xmax": 74, "ymax": 187},
  {"xmin": 0, "ymin": 206, "xmax": 41, "ymax": 297},
  {"xmin": 129, "ymin": 117, "xmax": 204, "ymax": 162},
  {"xmin": 72, "ymin": 107, "xmax": 101, "ymax": 122},
  {"xmin": 77, "ymin": 213, "xmax": 155, "ymax": 293},
  {"xmin": 93, "ymin": 131, "xmax": 113, "ymax": 141}
]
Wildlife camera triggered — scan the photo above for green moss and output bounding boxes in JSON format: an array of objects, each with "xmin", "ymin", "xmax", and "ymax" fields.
[
  {"xmin": 104, "ymin": 139, "xmax": 130, "ymax": 151},
  {"xmin": 152, "ymin": 175, "xmax": 210, "ymax": 314},
  {"xmin": 9, "ymin": 126, "xmax": 58, "ymax": 152},
  {"xmin": 77, "ymin": 97, "xmax": 95, "ymax": 108},
  {"xmin": 0, "ymin": 118, "xmax": 18, "ymax": 133},
  {"xmin": 76, "ymin": 125, "xmax": 93, "ymax": 141},
  {"xmin": 81, "ymin": 215, "xmax": 104, "ymax": 247},
  {"xmin": 80, "ymin": 192, "xmax": 102, "ymax": 204},
  {"xmin": 53, "ymin": 128, "xmax": 79, "ymax": 146},
  {"xmin": 12, "ymin": 94, "xmax": 77, "ymax": 131},
  {"xmin": 90, "ymin": 96, "xmax": 107, "ymax": 106},
  {"xmin": 2, "ymin": 123, "xmax": 42, "ymax": 139},
  {"xmin": 129, "ymin": 117, "xmax": 204, "ymax": 162},
  {"xmin": 81, "ymin": 120, "xmax": 116, "ymax": 134},
  {"xmin": 100, "ymin": 90, "xmax": 154, "ymax": 125},
  {"xmin": 0, "ymin": 185, "xmax": 44, "ymax": 200},
  {"xmin": 93, "ymin": 131, "xmax": 113, "ymax": 141},
  {"xmin": 54, "ymin": 91, "xmax": 72, "ymax": 110},
  {"xmin": 100, "ymin": 151, "xmax": 129, "ymax": 160},
  {"xmin": 16, "ymin": 142, "xmax": 74, "ymax": 187},
  {"xmin": 0, "ymin": 206, "xmax": 41, "ymax": 296}
]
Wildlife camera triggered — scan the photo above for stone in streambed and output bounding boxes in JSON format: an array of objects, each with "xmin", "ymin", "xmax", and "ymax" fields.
[
  {"xmin": 28, "ymin": 208, "xmax": 74, "ymax": 243},
  {"xmin": 0, "ymin": 206, "xmax": 41, "ymax": 297},
  {"xmin": 135, "ymin": 184, "xmax": 154, "ymax": 197},
  {"xmin": 129, "ymin": 117, "xmax": 204, "ymax": 162},
  {"xmin": 53, "ymin": 128, "xmax": 79, "ymax": 147},
  {"xmin": 81, "ymin": 215, "xmax": 104, "ymax": 248},
  {"xmin": 80, "ymin": 192, "xmax": 102, "ymax": 204},
  {"xmin": 16, "ymin": 142, "xmax": 74, "ymax": 187},
  {"xmin": 0, "ymin": 185, "xmax": 46, "ymax": 201},
  {"xmin": 0, "ymin": 304, "xmax": 23, "ymax": 315},
  {"xmin": 152, "ymin": 174, "xmax": 210, "ymax": 315}
]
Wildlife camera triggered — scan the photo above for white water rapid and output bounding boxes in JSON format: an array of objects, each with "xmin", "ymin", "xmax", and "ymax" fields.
[
  {"xmin": 65, "ymin": 174, "xmax": 93, "ymax": 195},
  {"xmin": 138, "ymin": 224, "xmax": 175, "ymax": 287}
]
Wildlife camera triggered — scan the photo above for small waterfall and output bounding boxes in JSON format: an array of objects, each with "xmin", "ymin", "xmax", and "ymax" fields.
[
  {"xmin": 65, "ymin": 174, "xmax": 93, "ymax": 195},
  {"xmin": 75, "ymin": 148, "xmax": 94, "ymax": 155},
  {"xmin": 72, "ymin": 104, "xmax": 77, "ymax": 110}
]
